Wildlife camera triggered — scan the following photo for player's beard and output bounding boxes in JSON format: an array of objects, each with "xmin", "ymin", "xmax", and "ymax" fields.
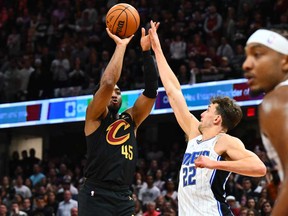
[{"xmin": 108, "ymin": 101, "xmax": 122, "ymax": 117}]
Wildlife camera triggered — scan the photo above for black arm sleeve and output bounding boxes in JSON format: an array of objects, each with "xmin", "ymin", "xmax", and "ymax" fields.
[{"xmin": 142, "ymin": 50, "xmax": 158, "ymax": 98}]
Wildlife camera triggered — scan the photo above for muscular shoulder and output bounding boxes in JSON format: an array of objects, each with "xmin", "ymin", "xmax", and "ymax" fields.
[
  {"xmin": 261, "ymin": 86, "xmax": 288, "ymax": 114},
  {"xmin": 260, "ymin": 86, "xmax": 288, "ymax": 135},
  {"xmin": 215, "ymin": 133, "xmax": 244, "ymax": 155},
  {"xmin": 218, "ymin": 133, "xmax": 242, "ymax": 144}
]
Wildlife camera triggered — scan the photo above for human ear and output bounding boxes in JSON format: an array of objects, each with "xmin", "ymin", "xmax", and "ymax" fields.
[{"xmin": 281, "ymin": 55, "xmax": 288, "ymax": 73}]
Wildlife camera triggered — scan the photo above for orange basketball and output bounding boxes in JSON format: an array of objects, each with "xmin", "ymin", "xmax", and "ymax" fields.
[{"xmin": 106, "ymin": 3, "xmax": 140, "ymax": 38}]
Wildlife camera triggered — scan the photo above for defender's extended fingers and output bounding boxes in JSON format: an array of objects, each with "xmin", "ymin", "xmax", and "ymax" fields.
[{"xmin": 155, "ymin": 22, "xmax": 160, "ymax": 30}]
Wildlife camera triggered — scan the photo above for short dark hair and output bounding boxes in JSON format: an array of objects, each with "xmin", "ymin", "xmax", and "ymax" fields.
[{"xmin": 211, "ymin": 96, "xmax": 243, "ymax": 131}]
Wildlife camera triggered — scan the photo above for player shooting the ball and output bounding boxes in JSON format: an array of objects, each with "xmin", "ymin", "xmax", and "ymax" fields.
[{"xmin": 78, "ymin": 23, "xmax": 160, "ymax": 216}]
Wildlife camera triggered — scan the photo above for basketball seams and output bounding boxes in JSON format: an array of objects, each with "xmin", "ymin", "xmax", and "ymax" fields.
[
  {"xmin": 106, "ymin": 3, "xmax": 140, "ymax": 38},
  {"xmin": 111, "ymin": 10, "xmax": 128, "ymax": 37},
  {"xmin": 126, "ymin": 8, "xmax": 139, "ymax": 28},
  {"xmin": 106, "ymin": 4, "xmax": 130, "ymax": 17},
  {"xmin": 109, "ymin": 5, "xmax": 130, "ymax": 37}
]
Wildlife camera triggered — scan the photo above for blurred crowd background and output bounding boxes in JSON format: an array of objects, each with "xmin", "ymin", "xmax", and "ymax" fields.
[
  {"xmin": 0, "ymin": 0, "xmax": 287, "ymax": 215},
  {"xmin": 0, "ymin": 0, "xmax": 287, "ymax": 103}
]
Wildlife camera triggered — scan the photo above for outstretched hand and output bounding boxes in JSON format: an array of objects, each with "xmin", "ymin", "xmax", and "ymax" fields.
[
  {"xmin": 106, "ymin": 28, "xmax": 134, "ymax": 46},
  {"xmin": 141, "ymin": 22, "xmax": 160, "ymax": 51},
  {"xmin": 148, "ymin": 20, "xmax": 161, "ymax": 52}
]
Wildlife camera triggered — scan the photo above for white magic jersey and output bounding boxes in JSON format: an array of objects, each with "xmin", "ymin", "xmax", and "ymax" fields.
[
  {"xmin": 260, "ymin": 79, "xmax": 288, "ymax": 181},
  {"xmin": 178, "ymin": 134, "xmax": 233, "ymax": 216}
]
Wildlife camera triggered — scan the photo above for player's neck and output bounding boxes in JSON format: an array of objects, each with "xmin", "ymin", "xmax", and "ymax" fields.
[{"xmin": 201, "ymin": 129, "xmax": 225, "ymax": 141}]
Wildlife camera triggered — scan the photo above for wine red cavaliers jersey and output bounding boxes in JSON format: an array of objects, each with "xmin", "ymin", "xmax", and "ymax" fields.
[{"xmin": 84, "ymin": 111, "xmax": 137, "ymax": 186}]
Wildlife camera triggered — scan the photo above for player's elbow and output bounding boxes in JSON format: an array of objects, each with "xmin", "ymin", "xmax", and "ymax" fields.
[
  {"xmin": 101, "ymin": 80, "xmax": 116, "ymax": 90},
  {"xmin": 254, "ymin": 163, "xmax": 267, "ymax": 177}
]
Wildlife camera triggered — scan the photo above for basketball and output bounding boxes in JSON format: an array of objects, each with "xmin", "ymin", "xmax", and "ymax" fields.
[{"xmin": 106, "ymin": 3, "xmax": 140, "ymax": 38}]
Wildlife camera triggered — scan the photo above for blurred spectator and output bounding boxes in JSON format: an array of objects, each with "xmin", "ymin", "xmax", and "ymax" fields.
[
  {"xmin": 161, "ymin": 201, "xmax": 176, "ymax": 216},
  {"xmin": 28, "ymin": 148, "xmax": 41, "ymax": 167},
  {"xmin": 6, "ymin": 27, "xmax": 21, "ymax": 57},
  {"xmin": 138, "ymin": 175, "xmax": 161, "ymax": 209},
  {"xmin": 247, "ymin": 209, "xmax": 258, "ymax": 216},
  {"xmin": 34, "ymin": 15, "xmax": 49, "ymax": 47},
  {"xmin": 23, "ymin": 178, "xmax": 33, "ymax": 194},
  {"xmin": 83, "ymin": 0, "xmax": 98, "ymax": 25},
  {"xmin": 246, "ymin": 196, "xmax": 257, "ymax": 212},
  {"xmin": 68, "ymin": 57, "xmax": 87, "ymax": 88},
  {"xmin": 206, "ymin": 45, "xmax": 222, "ymax": 66},
  {"xmin": 3, "ymin": 58, "xmax": 21, "ymax": 102},
  {"xmin": 147, "ymin": 160, "xmax": 159, "ymax": 177},
  {"xmin": 0, "ymin": 176, "xmax": 15, "ymax": 208},
  {"xmin": 134, "ymin": 195, "xmax": 144, "ymax": 216},
  {"xmin": 187, "ymin": 59, "xmax": 199, "ymax": 84},
  {"xmin": 0, "ymin": 204, "xmax": 8, "ymax": 216},
  {"xmin": 153, "ymin": 170, "xmax": 165, "ymax": 192},
  {"xmin": 161, "ymin": 179, "xmax": 178, "ymax": 210},
  {"xmin": 14, "ymin": 175, "xmax": 32, "ymax": 199},
  {"xmin": 132, "ymin": 172, "xmax": 146, "ymax": 196},
  {"xmin": 266, "ymin": 169, "xmax": 281, "ymax": 204},
  {"xmin": 222, "ymin": 6, "xmax": 236, "ymax": 42},
  {"xmin": 51, "ymin": 1, "xmax": 70, "ymax": 23},
  {"xmin": 56, "ymin": 175, "xmax": 78, "ymax": 202},
  {"xmin": 203, "ymin": 4, "xmax": 223, "ymax": 47},
  {"xmin": 237, "ymin": 178, "xmax": 259, "ymax": 206},
  {"xmin": 274, "ymin": 14, "xmax": 288, "ymax": 29},
  {"xmin": 146, "ymin": 145, "xmax": 164, "ymax": 162},
  {"xmin": 20, "ymin": 150, "xmax": 30, "ymax": 176},
  {"xmin": 260, "ymin": 201, "xmax": 273, "ymax": 216},
  {"xmin": 46, "ymin": 191, "xmax": 59, "ymax": 215},
  {"xmin": 169, "ymin": 34, "xmax": 187, "ymax": 72},
  {"xmin": 47, "ymin": 16, "xmax": 61, "ymax": 51},
  {"xmin": 70, "ymin": 39, "xmax": 90, "ymax": 67},
  {"xmin": 239, "ymin": 206, "xmax": 249, "ymax": 216},
  {"xmin": 22, "ymin": 198, "xmax": 32, "ymax": 215},
  {"xmin": 143, "ymin": 201, "xmax": 161, "ymax": 216},
  {"xmin": 27, "ymin": 58, "xmax": 46, "ymax": 100},
  {"xmin": 176, "ymin": 64, "xmax": 189, "ymax": 85},
  {"xmin": 226, "ymin": 195, "xmax": 241, "ymax": 216},
  {"xmin": 10, "ymin": 201, "xmax": 27, "ymax": 216},
  {"xmin": 56, "ymin": 190, "xmax": 78, "ymax": 216},
  {"xmin": 200, "ymin": 57, "xmax": 218, "ymax": 74},
  {"xmin": 217, "ymin": 56, "xmax": 233, "ymax": 79},
  {"xmin": 71, "ymin": 165, "xmax": 83, "ymax": 189},
  {"xmin": 71, "ymin": 207, "xmax": 78, "ymax": 216},
  {"xmin": 85, "ymin": 48, "xmax": 101, "ymax": 84},
  {"xmin": 31, "ymin": 196, "xmax": 54, "ymax": 216},
  {"xmin": 51, "ymin": 49, "xmax": 70, "ymax": 88},
  {"xmin": 199, "ymin": 57, "xmax": 223, "ymax": 82},
  {"xmin": 18, "ymin": 56, "xmax": 35, "ymax": 101},
  {"xmin": 230, "ymin": 43, "xmax": 245, "ymax": 76},
  {"xmin": 9, "ymin": 152, "xmax": 21, "ymax": 178},
  {"xmin": 248, "ymin": 11, "xmax": 265, "ymax": 34},
  {"xmin": 216, "ymin": 37, "xmax": 234, "ymax": 61},
  {"xmin": 75, "ymin": 10, "xmax": 93, "ymax": 34},
  {"xmin": 29, "ymin": 164, "xmax": 45, "ymax": 187}
]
